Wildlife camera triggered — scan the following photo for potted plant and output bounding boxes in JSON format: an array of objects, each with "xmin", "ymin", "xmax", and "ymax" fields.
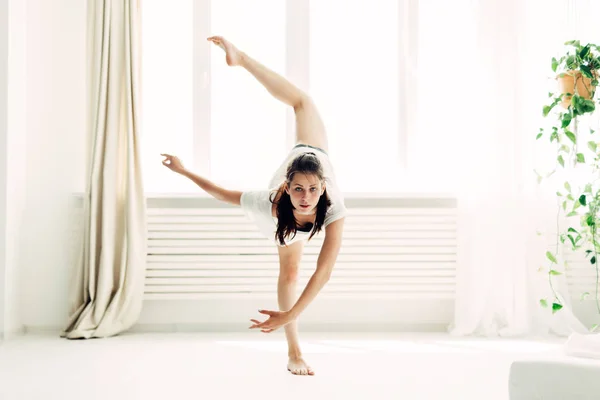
[{"xmin": 537, "ymin": 40, "xmax": 600, "ymax": 331}]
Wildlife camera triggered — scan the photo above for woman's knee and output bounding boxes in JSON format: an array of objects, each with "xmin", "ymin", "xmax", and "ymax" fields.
[{"xmin": 279, "ymin": 264, "xmax": 299, "ymax": 284}]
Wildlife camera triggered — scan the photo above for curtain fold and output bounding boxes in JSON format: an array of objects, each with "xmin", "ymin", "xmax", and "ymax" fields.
[{"xmin": 61, "ymin": 0, "xmax": 146, "ymax": 339}]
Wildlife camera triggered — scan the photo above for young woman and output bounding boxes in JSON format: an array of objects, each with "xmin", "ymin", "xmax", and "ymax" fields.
[{"xmin": 161, "ymin": 36, "xmax": 347, "ymax": 376}]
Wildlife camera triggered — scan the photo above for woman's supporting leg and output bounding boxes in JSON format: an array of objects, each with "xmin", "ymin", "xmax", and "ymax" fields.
[
  {"xmin": 208, "ymin": 36, "xmax": 328, "ymax": 152},
  {"xmin": 276, "ymin": 240, "xmax": 315, "ymax": 376}
]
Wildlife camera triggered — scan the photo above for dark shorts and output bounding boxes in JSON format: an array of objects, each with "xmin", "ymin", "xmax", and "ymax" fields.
[{"xmin": 293, "ymin": 143, "xmax": 328, "ymax": 156}]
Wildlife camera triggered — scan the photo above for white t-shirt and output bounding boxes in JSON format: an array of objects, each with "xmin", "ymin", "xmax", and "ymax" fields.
[{"xmin": 240, "ymin": 146, "xmax": 347, "ymax": 246}]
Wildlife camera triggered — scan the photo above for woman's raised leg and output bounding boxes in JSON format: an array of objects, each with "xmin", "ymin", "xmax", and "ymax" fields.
[{"xmin": 208, "ymin": 36, "xmax": 328, "ymax": 152}]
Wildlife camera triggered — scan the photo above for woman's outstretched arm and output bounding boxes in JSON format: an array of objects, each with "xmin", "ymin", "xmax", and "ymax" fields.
[
  {"xmin": 287, "ymin": 218, "xmax": 345, "ymax": 318},
  {"xmin": 250, "ymin": 217, "xmax": 345, "ymax": 332},
  {"xmin": 161, "ymin": 153, "xmax": 242, "ymax": 206}
]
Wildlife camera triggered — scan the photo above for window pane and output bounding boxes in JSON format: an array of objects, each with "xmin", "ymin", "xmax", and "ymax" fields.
[
  {"xmin": 141, "ymin": 0, "xmax": 194, "ymax": 193},
  {"xmin": 413, "ymin": 1, "xmax": 475, "ymax": 189},
  {"xmin": 310, "ymin": 0, "xmax": 399, "ymax": 193},
  {"xmin": 210, "ymin": 0, "xmax": 286, "ymax": 191}
]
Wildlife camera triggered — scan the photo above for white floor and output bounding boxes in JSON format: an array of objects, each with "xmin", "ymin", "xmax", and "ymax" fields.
[{"xmin": 0, "ymin": 332, "xmax": 565, "ymax": 400}]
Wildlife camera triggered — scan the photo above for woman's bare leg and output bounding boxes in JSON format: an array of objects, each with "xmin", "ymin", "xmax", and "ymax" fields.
[
  {"xmin": 276, "ymin": 240, "xmax": 314, "ymax": 376},
  {"xmin": 208, "ymin": 36, "xmax": 328, "ymax": 151}
]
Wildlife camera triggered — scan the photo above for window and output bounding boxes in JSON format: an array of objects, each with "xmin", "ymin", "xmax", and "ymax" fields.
[
  {"xmin": 141, "ymin": 0, "xmax": 193, "ymax": 193},
  {"xmin": 309, "ymin": 0, "xmax": 400, "ymax": 193},
  {"xmin": 209, "ymin": 0, "xmax": 287, "ymax": 191},
  {"xmin": 141, "ymin": 0, "xmax": 429, "ymax": 194}
]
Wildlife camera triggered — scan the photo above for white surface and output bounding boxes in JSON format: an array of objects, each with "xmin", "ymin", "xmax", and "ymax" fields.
[
  {"xmin": 0, "ymin": 332, "xmax": 562, "ymax": 400},
  {"xmin": 0, "ymin": 0, "xmax": 7, "ymax": 337},
  {"xmin": 565, "ymin": 332, "xmax": 600, "ymax": 360},
  {"xmin": 4, "ymin": 0, "xmax": 27, "ymax": 339},
  {"xmin": 21, "ymin": 0, "xmax": 87, "ymax": 329},
  {"xmin": 509, "ymin": 355, "xmax": 600, "ymax": 400}
]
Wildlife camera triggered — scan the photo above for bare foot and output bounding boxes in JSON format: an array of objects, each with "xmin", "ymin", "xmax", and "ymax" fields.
[
  {"xmin": 207, "ymin": 36, "xmax": 243, "ymax": 67},
  {"xmin": 287, "ymin": 356, "xmax": 315, "ymax": 376}
]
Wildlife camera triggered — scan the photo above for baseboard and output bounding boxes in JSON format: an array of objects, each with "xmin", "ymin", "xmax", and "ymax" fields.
[
  {"xmin": 22, "ymin": 323, "xmax": 449, "ymax": 336},
  {"xmin": 0, "ymin": 326, "xmax": 26, "ymax": 340},
  {"xmin": 128, "ymin": 322, "xmax": 450, "ymax": 333}
]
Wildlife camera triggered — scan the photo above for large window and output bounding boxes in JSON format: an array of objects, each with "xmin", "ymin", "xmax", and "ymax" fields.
[
  {"xmin": 141, "ymin": 0, "xmax": 193, "ymax": 193},
  {"xmin": 141, "ymin": 0, "xmax": 425, "ymax": 194},
  {"xmin": 309, "ymin": 0, "xmax": 400, "ymax": 192}
]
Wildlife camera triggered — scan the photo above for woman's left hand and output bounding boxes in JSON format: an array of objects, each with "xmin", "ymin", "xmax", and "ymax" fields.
[{"xmin": 249, "ymin": 310, "xmax": 293, "ymax": 333}]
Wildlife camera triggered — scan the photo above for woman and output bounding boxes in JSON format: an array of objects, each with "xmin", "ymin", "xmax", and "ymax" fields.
[{"xmin": 161, "ymin": 36, "xmax": 347, "ymax": 376}]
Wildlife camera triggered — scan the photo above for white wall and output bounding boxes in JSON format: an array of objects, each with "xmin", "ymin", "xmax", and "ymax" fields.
[
  {"xmin": 4, "ymin": 0, "xmax": 27, "ymax": 338},
  {"xmin": 21, "ymin": 0, "xmax": 86, "ymax": 331},
  {"xmin": 0, "ymin": 0, "xmax": 28, "ymax": 339},
  {"xmin": 0, "ymin": 0, "xmax": 8, "ymax": 337}
]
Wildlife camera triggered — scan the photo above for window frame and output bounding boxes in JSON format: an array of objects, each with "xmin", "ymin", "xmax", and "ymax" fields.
[{"xmin": 185, "ymin": 0, "xmax": 420, "ymax": 193}]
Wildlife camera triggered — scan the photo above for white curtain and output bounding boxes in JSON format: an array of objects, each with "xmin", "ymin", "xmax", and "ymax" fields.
[
  {"xmin": 61, "ymin": 0, "xmax": 146, "ymax": 339},
  {"xmin": 430, "ymin": 0, "xmax": 599, "ymax": 336}
]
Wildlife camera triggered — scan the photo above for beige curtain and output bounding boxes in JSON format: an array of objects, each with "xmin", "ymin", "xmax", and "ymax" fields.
[{"xmin": 62, "ymin": 0, "xmax": 146, "ymax": 339}]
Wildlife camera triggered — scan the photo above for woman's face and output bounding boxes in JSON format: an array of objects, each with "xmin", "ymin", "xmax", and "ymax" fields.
[{"xmin": 285, "ymin": 173, "xmax": 325, "ymax": 216}]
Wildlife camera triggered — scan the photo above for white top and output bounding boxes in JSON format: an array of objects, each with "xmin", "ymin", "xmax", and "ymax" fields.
[{"xmin": 240, "ymin": 146, "xmax": 348, "ymax": 246}]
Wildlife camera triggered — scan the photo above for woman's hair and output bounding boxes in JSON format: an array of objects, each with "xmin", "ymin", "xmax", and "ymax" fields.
[{"xmin": 270, "ymin": 152, "xmax": 331, "ymax": 246}]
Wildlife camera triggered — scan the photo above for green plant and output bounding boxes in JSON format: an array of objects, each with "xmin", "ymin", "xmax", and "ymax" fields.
[{"xmin": 536, "ymin": 40, "xmax": 600, "ymax": 331}]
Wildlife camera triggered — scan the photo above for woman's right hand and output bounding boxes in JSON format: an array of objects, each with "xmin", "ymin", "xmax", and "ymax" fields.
[{"xmin": 161, "ymin": 153, "xmax": 186, "ymax": 174}]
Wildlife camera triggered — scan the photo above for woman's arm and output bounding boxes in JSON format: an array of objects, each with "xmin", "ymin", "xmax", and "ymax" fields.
[
  {"xmin": 161, "ymin": 153, "xmax": 242, "ymax": 206},
  {"xmin": 249, "ymin": 217, "xmax": 345, "ymax": 332},
  {"xmin": 288, "ymin": 217, "xmax": 345, "ymax": 319}
]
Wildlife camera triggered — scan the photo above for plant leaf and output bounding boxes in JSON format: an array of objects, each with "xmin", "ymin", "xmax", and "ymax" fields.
[
  {"xmin": 536, "ymin": 133, "xmax": 543, "ymax": 140},
  {"xmin": 549, "ymin": 269, "xmax": 562, "ymax": 276},
  {"xmin": 583, "ymin": 99, "xmax": 596, "ymax": 113},
  {"xmin": 565, "ymin": 130, "xmax": 577, "ymax": 144},
  {"xmin": 588, "ymin": 141, "xmax": 597, "ymax": 152},
  {"xmin": 579, "ymin": 194, "xmax": 587, "ymax": 206},
  {"xmin": 581, "ymin": 292, "xmax": 590, "ymax": 301},
  {"xmin": 551, "ymin": 57, "xmax": 558, "ymax": 72},
  {"xmin": 558, "ymin": 155, "xmax": 565, "ymax": 167},
  {"xmin": 591, "ymin": 256, "xmax": 597, "ymax": 265},
  {"xmin": 540, "ymin": 299, "xmax": 548, "ymax": 308},
  {"xmin": 543, "ymin": 105, "xmax": 552, "ymax": 117},
  {"xmin": 565, "ymin": 182, "xmax": 572, "ymax": 193},
  {"xmin": 580, "ymin": 63, "xmax": 593, "ymax": 78},
  {"xmin": 552, "ymin": 303, "xmax": 563, "ymax": 313},
  {"xmin": 577, "ymin": 153, "xmax": 586, "ymax": 163},
  {"xmin": 546, "ymin": 251, "xmax": 557, "ymax": 263},
  {"xmin": 587, "ymin": 215, "xmax": 595, "ymax": 226}
]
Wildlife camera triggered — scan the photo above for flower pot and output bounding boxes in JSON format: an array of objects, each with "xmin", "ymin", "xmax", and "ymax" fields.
[{"xmin": 557, "ymin": 70, "xmax": 596, "ymax": 108}]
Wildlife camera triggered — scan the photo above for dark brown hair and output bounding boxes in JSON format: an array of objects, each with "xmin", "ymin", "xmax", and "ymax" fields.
[{"xmin": 270, "ymin": 152, "xmax": 331, "ymax": 246}]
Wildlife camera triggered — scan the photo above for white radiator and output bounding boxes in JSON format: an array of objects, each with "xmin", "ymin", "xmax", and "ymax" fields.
[
  {"xmin": 564, "ymin": 247, "xmax": 600, "ymax": 299},
  {"xmin": 145, "ymin": 196, "xmax": 458, "ymax": 300}
]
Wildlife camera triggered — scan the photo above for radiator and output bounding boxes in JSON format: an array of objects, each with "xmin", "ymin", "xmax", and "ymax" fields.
[
  {"xmin": 564, "ymin": 247, "xmax": 600, "ymax": 300},
  {"xmin": 145, "ymin": 196, "xmax": 458, "ymax": 300}
]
